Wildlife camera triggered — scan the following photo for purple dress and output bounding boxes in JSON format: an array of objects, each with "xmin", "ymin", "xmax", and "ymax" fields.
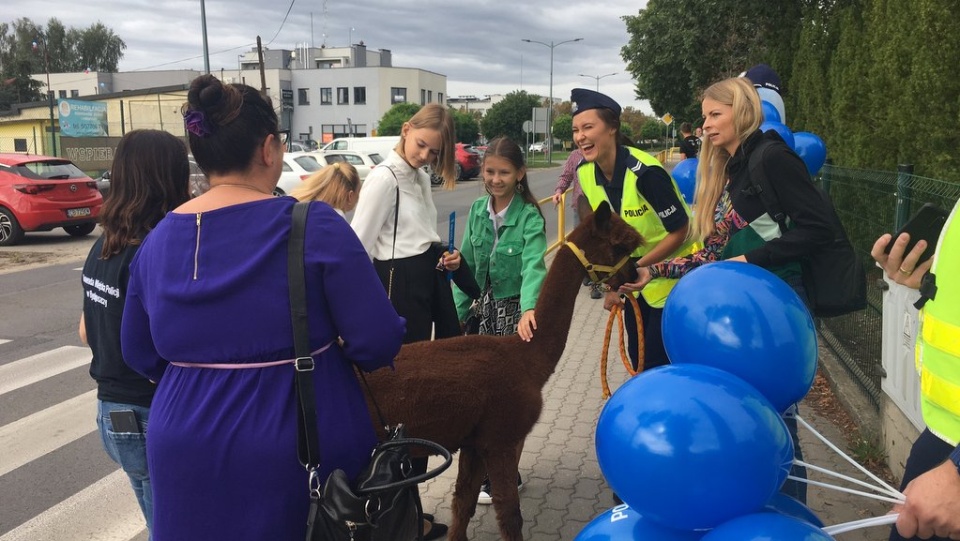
[{"xmin": 121, "ymin": 198, "xmax": 405, "ymax": 541}]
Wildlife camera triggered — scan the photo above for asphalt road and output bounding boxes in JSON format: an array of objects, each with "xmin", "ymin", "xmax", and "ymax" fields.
[{"xmin": 0, "ymin": 165, "xmax": 567, "ymax": 540}]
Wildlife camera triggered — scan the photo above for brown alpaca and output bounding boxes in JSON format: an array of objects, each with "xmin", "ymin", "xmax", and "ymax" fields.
[{"xmin": 362, "ymin": 203, "xmax": 643, "ymax": 541}]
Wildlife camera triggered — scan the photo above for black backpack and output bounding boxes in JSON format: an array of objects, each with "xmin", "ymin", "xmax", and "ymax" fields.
[{"xmin": 746, "ymin": 138, "xmax": 867, "ymax": 317}]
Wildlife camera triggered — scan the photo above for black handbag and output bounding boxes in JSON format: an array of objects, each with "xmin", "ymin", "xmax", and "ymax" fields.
[{"xmin": 287, "ymin": 202, "xmax": 453, "ymax": 541}]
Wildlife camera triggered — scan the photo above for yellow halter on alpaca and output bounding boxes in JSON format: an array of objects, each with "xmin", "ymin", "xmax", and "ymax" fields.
[{"xmin": 564, "ymin": 240, "xmax": 631, "ymax": 285}]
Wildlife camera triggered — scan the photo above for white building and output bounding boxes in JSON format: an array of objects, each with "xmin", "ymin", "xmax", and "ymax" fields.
[{"xmin": 30, "ymin": 43, "xmax": 447, "ymax": 144}]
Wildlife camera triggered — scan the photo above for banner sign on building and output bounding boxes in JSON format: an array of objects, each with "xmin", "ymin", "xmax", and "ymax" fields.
[{"xmin": 57, "ymin": 99, "xmax": 109, "ymax": 137}]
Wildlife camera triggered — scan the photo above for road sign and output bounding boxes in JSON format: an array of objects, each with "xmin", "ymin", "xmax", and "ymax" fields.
[
  {"xmin": 522, "ymin": 120, "xmax": 533, "ymax": 134},
  {"xmin": 661, "ymin": 113, "xmax": 673, "ymax": 126}
]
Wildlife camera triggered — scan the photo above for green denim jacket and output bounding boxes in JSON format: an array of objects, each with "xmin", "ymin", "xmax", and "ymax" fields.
[{"xmin": 452, "ymin": 194, "xmax": 547, "ymax": 321}]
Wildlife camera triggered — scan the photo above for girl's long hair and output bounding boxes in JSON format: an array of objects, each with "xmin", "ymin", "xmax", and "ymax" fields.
[
  {"xmin": 395, "ymin": 103, "xmax": 457, "ymax": 189},
  {"xmin": 483, "ymin": 136, "xmax": 544, "ymax": 224},
  {"xmin": 692, "ymin": 77, "xmax": 762, "ymax": 240},
  {"xmin": 291, "ymin": 162, "xmax": 360, "ymax": 211},
  {"xmin": 99, "ymin": 130, "xmax": 191, "ymax": 258}
]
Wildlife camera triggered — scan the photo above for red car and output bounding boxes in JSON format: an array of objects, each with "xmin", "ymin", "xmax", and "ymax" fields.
[
  {"xmin": 455, "ymin": 143, "xmax": 481, "ymax": 180},
  {"xmin": 0, "ymin": 153, "xmax": 103, "ymax": 246}
]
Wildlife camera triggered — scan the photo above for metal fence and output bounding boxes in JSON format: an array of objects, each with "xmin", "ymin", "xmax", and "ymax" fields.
[{"xmin": 817, "ymin": 163, "xmax": 960, "ymax": 409}]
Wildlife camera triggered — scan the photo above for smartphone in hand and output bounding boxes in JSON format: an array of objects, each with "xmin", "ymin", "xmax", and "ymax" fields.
[{"xmin": 884, "ymin": 203, "xmax": 949, "ymax": 263}]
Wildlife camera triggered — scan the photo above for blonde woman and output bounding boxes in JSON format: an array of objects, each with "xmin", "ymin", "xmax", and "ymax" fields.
[{"xmin": 292, "ymin": 162, "xmax": 361, "ymax": 216}]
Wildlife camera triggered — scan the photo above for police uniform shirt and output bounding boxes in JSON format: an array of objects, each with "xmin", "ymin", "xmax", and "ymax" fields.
[{"xmin": 593, "ymin": 146, "xmax": 688, "ymax": 233}]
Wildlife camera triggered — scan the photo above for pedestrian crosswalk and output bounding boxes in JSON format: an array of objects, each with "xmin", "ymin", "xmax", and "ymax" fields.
[{"xmin": 0, "ymin": 340, "xmax": 148, "ymax": 541}]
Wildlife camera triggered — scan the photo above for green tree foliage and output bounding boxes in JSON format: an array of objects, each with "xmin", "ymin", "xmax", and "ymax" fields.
[
  {"xmin": 450, "ymin": 108, "xmax": 479, "ymax": 144},
  {"xmin": 620, "ymin": 0, "xmax": 803, "ymax": 120},
  {"xmin": 621, "ymin": 107, "xmax": 651, "ymax": 140},
  {"xmin": 640, "ymin": 120, "xmax": 662, "ymax": 141},
  {"xmin": 481, "ymin": 91, "xmax": 542, "ymax": 144},
  {"xmin": 0, "ymin": 17, "xmax": 126, "ymax": 110},
  {"xmin": 377, "ymin": 103, "xmax": 421, "ymax": 136},
  {"xmin": 552, "ymin": 113, "xmax": 572, "ymax": 144}
]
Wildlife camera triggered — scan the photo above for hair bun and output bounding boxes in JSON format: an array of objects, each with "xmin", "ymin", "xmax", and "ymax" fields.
[{"xmin": 188, "ymin": 74, "xmax": 243, "ymax": 126}]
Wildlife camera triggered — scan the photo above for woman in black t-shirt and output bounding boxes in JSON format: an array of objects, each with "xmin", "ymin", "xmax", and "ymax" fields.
[{"xmin": 79, "ymin": 130, "xmax": 190, "ymax": 536}]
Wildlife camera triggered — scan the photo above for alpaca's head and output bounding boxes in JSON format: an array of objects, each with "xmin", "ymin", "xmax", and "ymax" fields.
[{"xmin": 567, "ymin": 202, "xmax": 643, "ymax": 289}]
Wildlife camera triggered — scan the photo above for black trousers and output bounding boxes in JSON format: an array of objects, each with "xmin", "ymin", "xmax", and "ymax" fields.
[
  {"xmin": 623, "ymin": 294, "xmax": 668, "ymax": 372},
  {"xmin": 889, "ymin": 429, "xmax": 954, "ymax": 541}
]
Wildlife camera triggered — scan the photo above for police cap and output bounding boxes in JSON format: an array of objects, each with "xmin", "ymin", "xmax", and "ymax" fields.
[{"xmin": 571, "ymin": 88, "xmax": 621, "ymax": 118}]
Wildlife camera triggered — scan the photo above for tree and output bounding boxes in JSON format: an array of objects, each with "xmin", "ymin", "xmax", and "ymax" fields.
[
  {"xmin": 0, "ymin": 17, "xmax": 126, "ymax": 110},
  {"xmin": 621, "ymin": 106, "xmax": 651, "ymax": 140},
  {"xmin": 620, "ymin": 0, "xmax": 803, "ymax": 120},
  {"xmin": 552, "ymin": 113, "xmax": 572, "ymax": 145},
  {"xmin": 450, "ymin": 108, "xmax": 479, "ymax": 144},
  {"xmin": 480, "ymin": 90, "xmax": 542, "ymax": 144},
  {"xmin": 640, "ymin": 120, "xmax": 661, "ymax": 142},
  {"xmin": 377, "ymin": 103, "xmax": 421, "ymax": 136}
]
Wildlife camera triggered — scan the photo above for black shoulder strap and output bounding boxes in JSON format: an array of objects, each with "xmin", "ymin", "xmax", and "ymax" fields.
[
  {"xmin": 745, "ymin": 139, "xmax": 789, "ymax": 234},
  {"xmin": 289, "ymin": 201, "xmax": 322, "ymax": 471}
]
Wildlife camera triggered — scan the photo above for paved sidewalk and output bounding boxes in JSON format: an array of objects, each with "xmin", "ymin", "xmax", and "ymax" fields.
[{"xmin": 420, "ymin": 278, "xmax": 893, "ymax": 540}]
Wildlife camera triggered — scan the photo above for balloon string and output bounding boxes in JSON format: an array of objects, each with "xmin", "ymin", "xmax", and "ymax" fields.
[
  {"xmin": 787, "ymin": 476, "xmax": 905, "ymax": 505},
  {"xmin": 793, "ymin": 459, "xmax": 905, "ymax": 500},
  {"xmin": 795, "ymin": 414, "xmax": 903, "ymax": 497},
  {"xmin": 822, "ymin": 513, "xmax": 899, "ymax": 535}
]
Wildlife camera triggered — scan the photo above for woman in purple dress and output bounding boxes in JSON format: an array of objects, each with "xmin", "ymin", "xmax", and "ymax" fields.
[{"xmin": 120, "ymin": 74, "xmax": 405, "ymax": 540}]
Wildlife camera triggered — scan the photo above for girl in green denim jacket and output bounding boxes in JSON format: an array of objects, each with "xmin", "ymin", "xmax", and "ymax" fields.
[{"xmin": 452, "ymin": 137, "xmax": 547, "ymax": 342}]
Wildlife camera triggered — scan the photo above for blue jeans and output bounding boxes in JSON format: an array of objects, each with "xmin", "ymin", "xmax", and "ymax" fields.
[
  {"xmin": 781, "ymin": 404, "xmax": 808, "ymax": 504},
  {"xmin": 97, "ymin": 400, "xmax": 153, "ymax": 538}
]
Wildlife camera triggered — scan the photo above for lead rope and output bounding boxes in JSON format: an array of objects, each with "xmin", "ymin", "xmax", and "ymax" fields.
[{"xmin": 600, "ymin": 294, "xmax": 645, "ymax": 399}]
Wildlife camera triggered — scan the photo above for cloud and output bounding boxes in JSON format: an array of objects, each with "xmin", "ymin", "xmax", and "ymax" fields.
[{"xmin": 4, "ymin": 0, "xmax": 652, "ymax": 113}]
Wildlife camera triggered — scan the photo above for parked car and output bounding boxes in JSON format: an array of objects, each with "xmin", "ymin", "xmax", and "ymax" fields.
[
  {"xmin": 275, "ymin": 152, "xmax": 323, "ymax": 196},
  {"xmin": 0, "ymin": 153, "xmax": 103, "ymax": 246},
  {"xmin": 287, "ymin": 140, "xmax": 319, "ymax": 153},
  {"xmin": 312, "ymin": 150, "xmax": 383, "ymax": 180},
  {"xmin": 96, "ymin": 156, "xmax": 209, "ymax": 199},
  {"xmin": 455, "ymin": 143, "xmax": 481, "ymax": 180},
  {"xmin": 529, "ymin": 141, "xmax": 546, "ymax": 153},
  {"xmin": 321, "ymin": 136, "xmax": 400, "ymax": 159}
]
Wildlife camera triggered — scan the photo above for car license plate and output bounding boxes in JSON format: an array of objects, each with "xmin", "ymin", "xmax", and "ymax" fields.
[{"xmin": 67, "ymin": 208, "xmax": 91, "ymax": 218}]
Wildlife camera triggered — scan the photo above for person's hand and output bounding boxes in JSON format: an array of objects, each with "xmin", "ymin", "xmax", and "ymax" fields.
[
  {"xmin": 440, "ymin": 249, "xmax": 461, "ymax": 272},
  {"xmin": 894, "ymin": 459, "xmax": 960, "ymax": 539},
  {"xmin": 517, "ymin": 310, "xmax": 537, "ymax": 342},
  {"xmin": 726, "ymin": 255, "xmax": 748, "ymax": 263},
  {"xmin": 618, "ymin": 265, "xmax": 653, "ymax": 294},
  {"xmin": 871, "ymin": 233, "xmax": 932, "ymax": 290},
  {"xmin": 602, "ymin": 291, "xmax": 622, "ymax": 312},
  {"xmin": 551, "ymin": 192, "xmax": 563, "ymax": 206}
]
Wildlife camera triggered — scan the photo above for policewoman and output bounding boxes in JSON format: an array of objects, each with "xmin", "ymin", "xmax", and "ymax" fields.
[
  {"xmin": 874, "ymin": 201, "xmax": 960, "ymax": 541},
  {"xmin": 571, "ymin": 88, "xmax": 698, "ymax": 372}
]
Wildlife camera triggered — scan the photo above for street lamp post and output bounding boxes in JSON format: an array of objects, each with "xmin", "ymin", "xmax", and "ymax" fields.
[
  {"xmin": 579, "ymin": 72, "xmax": 617, "ymax": 92},
  {"xmin": 521, "ymin": 37, "xmax": 583, "ymax": 165},
  {"xmin": 32, "ymin": 37, "xmax": 56, "ymax": 157}
]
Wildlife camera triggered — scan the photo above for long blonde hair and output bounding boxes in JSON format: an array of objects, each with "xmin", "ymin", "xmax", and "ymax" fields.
[
  {"xmin": 395, "ymin": 103, "xmax": 457, "ymax": 189},
  {"xmin": 692, "ymin": 77, "xmax": 762, "ymax": 240},
  {"xmin": 292, "ymin": 162, "xmax": 360, "ymax": 212}
]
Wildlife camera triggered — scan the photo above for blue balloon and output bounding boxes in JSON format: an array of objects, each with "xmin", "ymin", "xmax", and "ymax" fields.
[
  {"xmin": 761, "ymin": 100, "xmax": 781, "ymax": 124},
  {"xmin": 662, "ymin": 261, "xmax": 818, "ymax": 413},
  {"xmin": 575, "ymin": 504, "xmax": 706, "ymax": 541},
  {"xmin": 793, "ymin": 132, "xmax": 827, "ymax": 175},
  {"xmin": 702, "ymin": 513, "xmax": 833, "ymax": 541},
  {"xmin": 757, "ymin": 88, "xmax": 786, "ymax": 125},
  {"xmin": 596, "ymin": 365, "xmax": 793, "ymax": 531},
  {"xmin": 759, "ymin": 120, "xmax": 795, "ymax": 150},
  {"xmin": 763, "ymin": 493, "xmax": 824, "ymax": 528},
  {"xmin": 671, "ymin": 158, "xmax": 697, "ymax": 205}
]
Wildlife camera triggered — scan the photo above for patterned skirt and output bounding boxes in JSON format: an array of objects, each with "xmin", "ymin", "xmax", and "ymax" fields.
[{"xmin": 477, "ymin": 285, "xmax": 522, "ymax": 336}]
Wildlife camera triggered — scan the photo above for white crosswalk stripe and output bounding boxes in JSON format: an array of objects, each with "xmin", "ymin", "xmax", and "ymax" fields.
[
  {"xmin": 0, "ymin": 346, "xmax": 90, "ymax": 396},
  {"xmin": 0, "ymin": 341, "xmax": 147, "ymax": 541}
]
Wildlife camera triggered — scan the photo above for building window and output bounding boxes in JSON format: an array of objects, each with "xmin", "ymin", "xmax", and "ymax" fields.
[
  {"xmin": 320, "ymin": 88, "xmax": 332, "ymax": 105},
  {"xmin": 427, "ymin": 90, "xmax": 433, "ymax": 103},
  {"xmin": 14, "ymin": 138, "xmax": 27, "ymax": 152},
  {"xmin": 391, "ymin": 87, "xmax": 407, "ymax": 104},
  {"xmin": 298, "ymin": 88, "xmax": 310, "ymax": 105},
  {"xmin": 420, "ymin": 89, "xmax": 426, "ymax": 105},
  {"xmin": 58, "ymin": 90, "xmax": 67, "ymax": 98},
  {"xmin": 70, "ymin": 89, "xmax": 80, "ymax": 97},
  {"xmin": 337, "ymin": 87, "xmax": 349, "ymax": 105},
  {"xmin": 438, "ymin": 92, "xmax": 444, "ymax": 104},
  {"xmin": 354, "ymin": 87, "xmax": 366, "ymax": 105}
]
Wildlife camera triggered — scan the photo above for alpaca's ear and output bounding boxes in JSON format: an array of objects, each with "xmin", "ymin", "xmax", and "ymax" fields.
[{"xmin": 594, "ymin": 201, "xmax": 612, "ymax": 231}]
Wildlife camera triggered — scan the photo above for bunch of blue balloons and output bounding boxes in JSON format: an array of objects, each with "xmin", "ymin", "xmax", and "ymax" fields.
[
  {"xmin": 577, "ymin": 262, "xmax": 828, "ymax": 540},
  {"xmin": 670, "ymin": 92, "xmax": 828, "ymax": 208}
]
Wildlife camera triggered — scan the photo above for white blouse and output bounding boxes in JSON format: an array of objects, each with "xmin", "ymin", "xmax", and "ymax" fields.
[{"xmin": 351, "ymin": 150, "xmax": 440, "ymax": 260}]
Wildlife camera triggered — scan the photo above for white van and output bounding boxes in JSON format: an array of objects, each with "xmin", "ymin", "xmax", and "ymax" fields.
[{"xmin": 320, "ymin": 136, "xmax": 400, "ymax": 160}]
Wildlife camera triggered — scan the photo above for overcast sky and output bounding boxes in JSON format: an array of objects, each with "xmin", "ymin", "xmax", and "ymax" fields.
[{"xmin": 5, "ymin": 0, "xmax": 654, "ymax": 114}]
